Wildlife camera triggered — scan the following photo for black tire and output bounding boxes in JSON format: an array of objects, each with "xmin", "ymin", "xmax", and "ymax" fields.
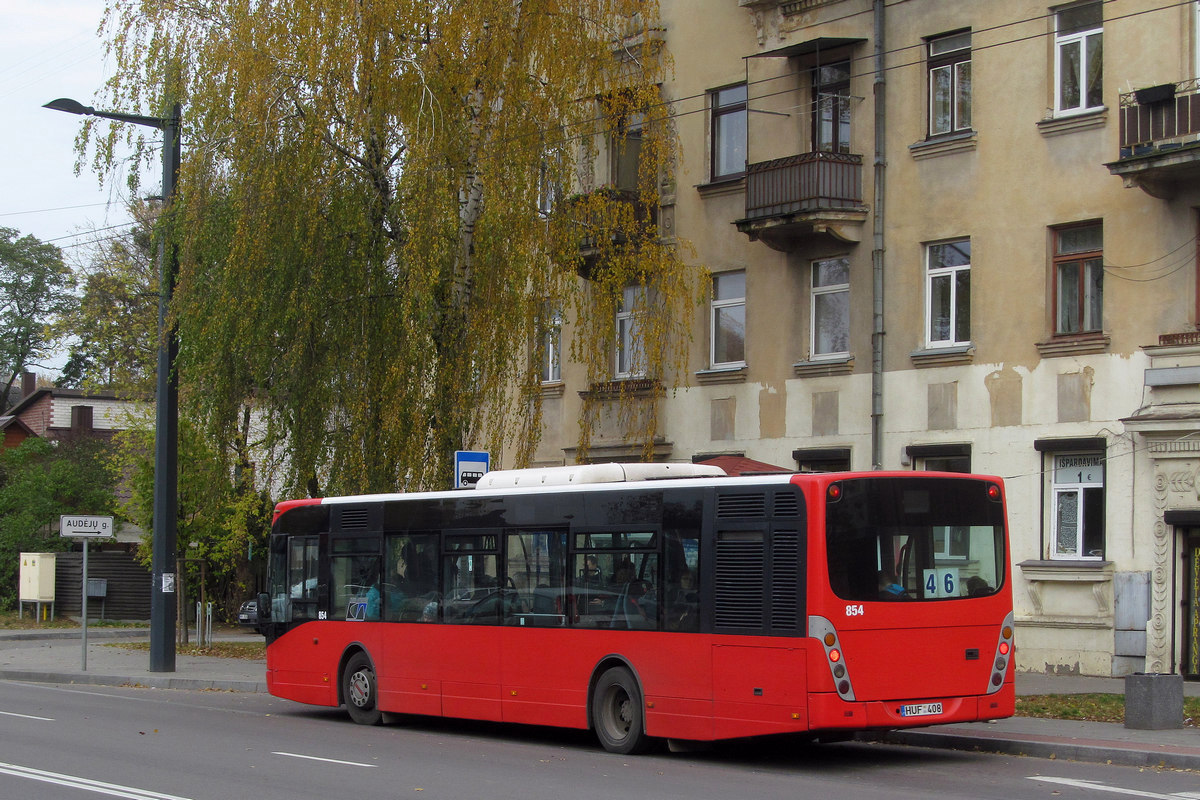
[
  {"xmin": 592, "ymin": 666, "xmax": 652, "ymax": 754},
  {"xmin": 343, "ymin": 651, "xmax": 382, "ymax": 725}
]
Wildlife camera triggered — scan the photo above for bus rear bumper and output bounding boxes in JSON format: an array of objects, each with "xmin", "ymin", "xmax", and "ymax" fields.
[{"xmin": 808, "ymin": 682, "xmax": 1015, "ymax": 731}]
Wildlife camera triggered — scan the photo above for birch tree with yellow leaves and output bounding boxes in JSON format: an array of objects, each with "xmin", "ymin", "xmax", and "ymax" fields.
[{"xmin": 89, "ymin": 0, "xmax": 697, "ymax": 496}]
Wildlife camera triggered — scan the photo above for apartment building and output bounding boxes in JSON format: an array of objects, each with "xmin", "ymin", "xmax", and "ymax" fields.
[{"xmin": 526, "ymin": 0, "xmax": 1200, "ymax": 678}]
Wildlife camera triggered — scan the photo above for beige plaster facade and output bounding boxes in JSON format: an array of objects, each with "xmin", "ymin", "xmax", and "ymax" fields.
[{"xmin": 525, "ymin": 0, "xmax": 1200, "ymax": 678}]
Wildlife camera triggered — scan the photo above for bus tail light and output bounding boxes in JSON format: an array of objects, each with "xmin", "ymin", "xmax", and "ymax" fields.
[
  {"xmin": 987, "ymin": 612, "xmax": 1015, "ymax": 694},
  {"xmin": 809, "ymin": 615, "xmax": 855, "ymax": 701}
]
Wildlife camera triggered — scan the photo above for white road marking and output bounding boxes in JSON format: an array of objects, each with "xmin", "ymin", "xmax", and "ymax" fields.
[
  {"xmin": 272, "ymin": 751, "xmax": 378, "ymax": 767},
  {"xmin": 0, "ymin": 760, "xmax": 192, "ymax": 800},
  {"xmin": 0, "ymin": 710, "xmax": 54, "ymax": 721},
  {"xmin": 1029, "ymin": 776, "xmax": 1196, "ymax": 799}
]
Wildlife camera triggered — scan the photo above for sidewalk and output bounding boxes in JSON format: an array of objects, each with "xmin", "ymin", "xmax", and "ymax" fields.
[
  {"xmin": 0, "ymin": 627, "xmax": 267, "ymax": 693},
  {"xmin": 1, "ymin": 627, "xmax": 1197, "ymax": 769}
]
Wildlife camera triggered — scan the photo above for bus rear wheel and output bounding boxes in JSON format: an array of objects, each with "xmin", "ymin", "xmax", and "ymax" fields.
[
  {"xmin": 592, "ymin": 666, "xmax": 652, "ymax": 754},
  {"xmin": 343, "ymin": 652, "xmax": 382, "ymax": 725}
]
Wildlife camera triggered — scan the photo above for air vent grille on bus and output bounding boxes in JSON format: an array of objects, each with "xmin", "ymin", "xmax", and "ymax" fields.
[
  {"xmin": 770, "ymin": 530, "xmax": 801, "ymax": 630},
  {"xmin": 714, "ymin": 535, "xmax": 765, "ymax": 629},
  {"xmin": 773, "ymin": 491, "xmax": 800, "ymax": 518},
  {"xmin": 339, "ymin": 508, "xmax": 369, "ymax": 530},
  {"xmin": 717, "ymin": 493, "xmax": 767, "ymax": 518}
]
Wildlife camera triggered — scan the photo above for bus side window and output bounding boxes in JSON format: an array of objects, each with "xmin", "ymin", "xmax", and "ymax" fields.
[
  {"xmin": 664, "ymin": 531, "xmax": 699, "ymax": 632},
  {"xmin": 331, "ymin": 554, "xmax": 380, "ymax": 620},
  {"xmin": 384, "ymin": 533, "xmax": 439, "ymax": 622},
  {"xmin": 504, "ymin": 531, "xmax": 567, "ymax": 627}
]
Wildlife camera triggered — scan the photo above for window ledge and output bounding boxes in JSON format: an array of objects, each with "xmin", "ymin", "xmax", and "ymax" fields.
[
  {"xmin": 696, "ymin": 175, "xmax": 746, "ymax": 199},
  {"xmin": 696, "ymin": 365, "xmax": 747, "ymax": 385},
  {"xmin": 910, "ymin": 344, "xmax": 974, "ymax": 368},
  {"xmin": 1019, "ymin": 559, "xmax": 1113, "ymax": 617},
  {"xmin": 580, "ymin": 378, "xmax": 663, "ymax": 400},
  {"xmin": 793, "ymin": 355, "xmax": 853, "ymax": 377},
  {"xmin": 1018, "ymin": 559, "xmax": 1113, "ymax": 578},
  {"xmin": 539, "ymin": 381, "xmax": 565, "ymax": 399},
  {"xmin": 1036, "ymin": 107, "xmax": 1107, "ymax": 138},
  {"xmin": 1036, "ymin": 333, "xmax": 1110, "ymax": 358},
  {"xmin": 909, "ymin": 131, "xmax": 978, "ymax": 161}
]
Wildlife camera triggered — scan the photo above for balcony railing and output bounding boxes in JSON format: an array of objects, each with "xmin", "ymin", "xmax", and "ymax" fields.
[
  {"xmin": 743, "ymin": 151, "xmax": 864, "ymax": 221},
  {"xmin": 1118, "ymin": 79, "xmax": 1200, "ymax": 154}
]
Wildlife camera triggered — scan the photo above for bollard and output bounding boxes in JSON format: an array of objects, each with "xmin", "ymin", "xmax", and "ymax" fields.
[{"xmin": 1124, "ymin": 672, "xmax": 1183, "ymax": 730}]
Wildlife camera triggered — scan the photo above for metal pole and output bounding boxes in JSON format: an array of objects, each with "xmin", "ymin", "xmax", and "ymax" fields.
[
  {"xmin": 81, "ymin": 540, "xmax": 88, "ymax": 671},
  {"xmin": 150, "ymin": 102, "xmax": 181, "ymax": 672}
]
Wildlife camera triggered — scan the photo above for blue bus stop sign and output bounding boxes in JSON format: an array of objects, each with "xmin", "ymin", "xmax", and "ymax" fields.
[{"xmin": 454, "ymin": 450, "xmax": 490, "ymax": 488}]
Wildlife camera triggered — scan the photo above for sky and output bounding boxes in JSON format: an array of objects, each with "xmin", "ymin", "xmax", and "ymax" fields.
[{"xmin": 0, "ymin": 0, "xmax": 141, "ymax": 265}]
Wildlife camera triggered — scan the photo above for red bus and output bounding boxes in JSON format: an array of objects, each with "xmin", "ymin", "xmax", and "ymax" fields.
[{"xmin": 257, "ymin": 464, "xmax": 1014, "ymax": 753}]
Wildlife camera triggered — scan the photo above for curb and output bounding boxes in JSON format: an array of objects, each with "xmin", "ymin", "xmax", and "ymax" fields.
[
  {"xmin": 0, "ymin": 668, "xmax": 267, "ymax": 693},
  {"xmin": 867, "ymin": 728, "xmax": 1200, "ymax": 771},
  {"xmin": 0, "ymin": 628, "xmax": 152, "ymax": 642}
]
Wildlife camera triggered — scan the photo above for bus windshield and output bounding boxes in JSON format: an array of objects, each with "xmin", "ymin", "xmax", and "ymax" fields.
[{"xmin": 824, "ymin": 476, "xmax": 1005, "ymax": 602}]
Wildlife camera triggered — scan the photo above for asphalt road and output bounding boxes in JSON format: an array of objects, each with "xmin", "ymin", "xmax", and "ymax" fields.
[{"xmin": 0, "ymin": 680, "xmax": 1195, "ymax": 800}]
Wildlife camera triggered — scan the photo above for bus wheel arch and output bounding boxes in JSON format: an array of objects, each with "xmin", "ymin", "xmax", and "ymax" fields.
[
  {"xmin": 340, "ymin": 646, "xmax": 382, "ymax": 726},
  {"xmin": 589, "ymin": 658, "xmax": 653, "ymax": 754}
]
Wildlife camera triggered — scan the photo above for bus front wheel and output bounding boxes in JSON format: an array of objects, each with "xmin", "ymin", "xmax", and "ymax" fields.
[
  {"xmin": 592, "ymin": 666, "xmax": 652, "ymax": 754},
  {"xmin": 343, "ymin": 652, "xmax": 382, "ymax": 725}
]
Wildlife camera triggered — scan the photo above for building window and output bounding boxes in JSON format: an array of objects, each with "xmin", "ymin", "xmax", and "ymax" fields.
[
  {"xmin": 615, "ymin": 285, "xmax": 645, "ymax": 378},
  {"xmin": 1051, "ymin": 452, "xmax": 1105, "ymax": 559},
  {"xmin": 925, "ymin": 239, "xmax": 971, "ymax": 347},
  {"xmin": 711, "ymin": 271, "xmax": 746, "ymax": 367},
  {"xmin": 541, "ymin": 308, "xmax": 563, "ymax": 383},
  {"xmin": 813, "ymin": 61, "xmax": 851, "ymax": 154},
  {"xmin": 811, "ymin": 257, "xmax": 849, "ymax": 357},
  {"xmin": 611, "ymin": 111, "xmax": 644, "ymax": 194},
  {"xmin": 794, "ymin": 447, "xmax": 851, "ymax": 473},
  {"xmin": 1055, "ymin": 1, "xmax": 1103, "ymax": 115},
  {"xmin": 928, "ymin": 31, "xmax": 971, "ymax": 137},
  {"xmin": 1054, "ymin": 222, "xmax": 1103, "ymax": 334},
  {"xmin": 711, "ymin": 84, "xmax": 747, "ymax": 181}
]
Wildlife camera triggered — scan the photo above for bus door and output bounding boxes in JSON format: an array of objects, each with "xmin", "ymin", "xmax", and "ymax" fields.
[
  {"xmin": 437, "ymin": 531, "xmax": 504, "ymax": 721},
  {"xmin": 264, "ymin": 533, "xmax": 329, "ymax": 703}
]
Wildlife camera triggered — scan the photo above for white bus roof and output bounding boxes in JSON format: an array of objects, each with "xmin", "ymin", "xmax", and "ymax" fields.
[{"xmin": 474, "ymin": 462, "xmax": 726, "ymax": 489}]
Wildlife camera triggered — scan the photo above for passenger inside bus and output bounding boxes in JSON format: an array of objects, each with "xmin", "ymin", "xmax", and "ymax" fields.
[{"xmin": 877, "ymin": 571, "xmax": 909, "ymax": 600}]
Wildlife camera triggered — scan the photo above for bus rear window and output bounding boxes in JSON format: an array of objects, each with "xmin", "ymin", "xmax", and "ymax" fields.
[{"xmin": 825, "ymin": 477, "xmax": 1005, "ymax": 602}]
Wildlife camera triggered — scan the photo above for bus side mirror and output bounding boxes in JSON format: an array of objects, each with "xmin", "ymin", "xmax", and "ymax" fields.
[{"xmin": 257, "ymin": 592, "xmax": 272, "ymax": 623}]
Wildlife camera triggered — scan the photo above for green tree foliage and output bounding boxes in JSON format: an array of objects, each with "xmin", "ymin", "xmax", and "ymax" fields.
[
  {"xmin": 0, "ymin": 228, "xmax": 76, "ymax": 413},
  {"xmin": 56, "ymin": 201, "xmax": 158, "ymax": 397},
  {"xmin": 93, "ymin": 0, "xmax": 697, "ymax": 496},
  {"xmin": 113, "ymin": 413, "xmax": 273, "ymax": 618},
  {"xmin": 0, "ymin": 438, "xmax": 115, "ymax": 610}
]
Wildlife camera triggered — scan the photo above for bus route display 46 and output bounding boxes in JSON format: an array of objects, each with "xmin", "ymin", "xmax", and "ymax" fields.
[{"xmin": 256, "ymin": 463, "xmax": 1014, "ymax": 754}]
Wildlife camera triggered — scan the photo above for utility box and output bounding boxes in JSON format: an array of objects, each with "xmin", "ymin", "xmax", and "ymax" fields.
[
  {"xmin": 19, "ymin": 552, "xmax": 56, "ymax": 602},
  {"xmin": 1125, "ymin": 673, "xmax": 1183, "ymax": 730}
]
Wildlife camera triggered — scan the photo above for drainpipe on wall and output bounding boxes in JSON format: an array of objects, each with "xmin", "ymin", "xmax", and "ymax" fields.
[{"xmin": 870, "ymin": 0, "xmax": 887, "ymax": 470}]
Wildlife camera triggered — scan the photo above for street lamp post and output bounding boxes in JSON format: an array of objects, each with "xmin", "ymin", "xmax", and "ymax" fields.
[{"xmin": 44, "ymin": 97, "xmax": 181, "ymax": 673}]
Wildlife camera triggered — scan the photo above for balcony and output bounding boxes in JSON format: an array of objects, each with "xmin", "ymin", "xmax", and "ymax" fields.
[
  {"xmin": 1106, "ymin": 80, "xmax": 1200, "ymax": 199},
  {"xmin": 566, "ymin": 187, "xmax": 659, "ymax": 279},
  {"xmin": 734, "ymin": 152, "xmax": 867, "ymax": 252}
]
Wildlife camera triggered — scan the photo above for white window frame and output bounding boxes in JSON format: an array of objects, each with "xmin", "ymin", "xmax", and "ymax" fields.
[
  {"xmin": 1054, "ymin": 1, "xmax": 1103, "ymax": 116},
  {"xmin": 710, "ymin": 271, "xmax": 746, "ymax": 368},
  {"xmin": 924, "ymin": 239, "xmax": 971, "ymax": 348},
  {"xmin": 541, "ymin": 309, "xmax": 563, "ymax": 383},
  {"xmin": 811, "ymin": 257, "xmax": 849, "ymax": 359},
  {"xmin": 1050, "ymin": 452, "xmax": 1105, "ymax": 560},
  {"xmin": 928, "ymin": 31, "xmax": 972, "ymax": 137},
  {"xmin": 615, "ymin": 285, "xmax": 645, "ymax": 379}
]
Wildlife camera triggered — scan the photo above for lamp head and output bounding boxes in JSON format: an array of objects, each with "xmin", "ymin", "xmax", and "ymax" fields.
[{"xmin": 43, "ymin": 98, "xmax": 93, "ymax": 116}]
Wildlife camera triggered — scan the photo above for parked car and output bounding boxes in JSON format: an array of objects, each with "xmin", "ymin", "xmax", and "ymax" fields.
[{"xmin": 238, "ymin": 598, "xmax": 260, "ymax": 632}]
